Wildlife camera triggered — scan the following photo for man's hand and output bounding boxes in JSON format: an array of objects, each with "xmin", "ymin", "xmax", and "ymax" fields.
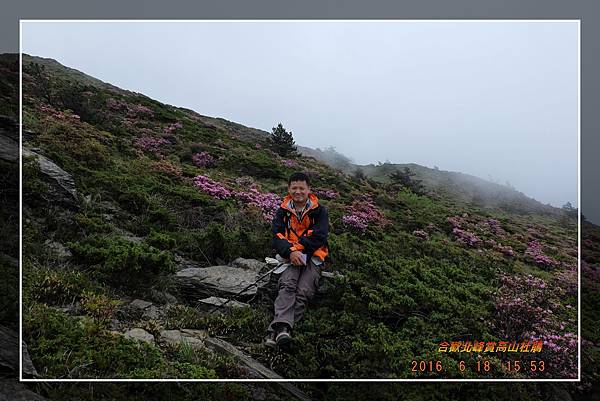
[{"xmin": 290, "ymin": 250, "xmax": 305, "ymax": 266}]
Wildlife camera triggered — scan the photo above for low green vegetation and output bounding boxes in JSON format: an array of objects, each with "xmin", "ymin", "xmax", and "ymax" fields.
[{"xmin": 12, "ymin": 54, "xmax": 596, "ymax": 400}]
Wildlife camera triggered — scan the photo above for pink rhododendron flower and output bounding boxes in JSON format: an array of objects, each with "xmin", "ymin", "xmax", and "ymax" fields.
[
  {"xmin": 192, "ymin": 151, "xmax": 215, "ymax": 168},
  {"xmin": 192, "ymin": 175, "xmax": 232, "ymax": 199}
]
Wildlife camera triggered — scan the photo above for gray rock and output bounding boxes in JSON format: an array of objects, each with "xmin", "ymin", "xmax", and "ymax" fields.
[
  {"xmin": 0, "ymin": 379, "xmax": 48, "ymax": 401},
  {"xmin": 0, "ymin": 116, "xmax": 19, "ymax": 141},
  {"xmin": 148, "ymin": 289, "xmax": 178, "ymax": 305},
  {"xmin": 197, "ymin": 296, "xmax": 250, "ymax": 310},
  {"xmin": 123, "ymin": 328, "xmax": 154, "ymax": 344},
  {"xmin": 174, "ymin": 265, "xmax": 269, "ymax": 301},
  {"xmin": 0, "ymin": 325, "xmax": 38, "ymax": 377},
  {"xmin": 142, "ymin": 305, "xmax": 162, "ymax": 320},
  {"xmin": 0, "ymin": 134, "xmax": 17, "ymax": 162},
  {"xmin": 230, "ymin": 257, "xmax": 267, "ymax": 272},
  {"xmin": 203, "ymin": 337, "xmax": 311, "ymax": 401},
  {"xmin": 204, "ymin": 337, "xmax": 280, "ymax": 379},
  {"xmin": 180, "ymin": 329, "xmax": 208, "ymax": 339},
  {"xmin": 22, "ymin": 148, "xmax": 77, "ymax": 201},
  {"xmin": 174, "ymin": 254, "xmax": 204, "ymax": 271},
  {"xmin": 130, "ymin": 299, "xmax": 153, "ymax": 310},
  {"xmin": 44, "ymin": 239, "xmax": 72, "ymax": 260},
  {"xmin": 158, "ymin": 330, "xmax": 204, "ymax": 349},
  {"xmin": 158, "ymin": 329, "xmax": 183, "ymax": 346}
]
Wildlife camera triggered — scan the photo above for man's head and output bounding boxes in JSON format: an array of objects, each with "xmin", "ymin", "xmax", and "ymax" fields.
[{"xmin": 288, "ymin": 172, "xmax": 310, "ymax": 206}]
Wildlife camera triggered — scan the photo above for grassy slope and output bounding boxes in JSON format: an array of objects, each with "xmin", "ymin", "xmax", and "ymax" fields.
[{"xmin": 2, "ymin": 53, "xmax": 596, "ymax": 399}]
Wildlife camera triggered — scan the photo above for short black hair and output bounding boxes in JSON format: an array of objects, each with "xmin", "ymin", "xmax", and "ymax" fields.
[{"xmin": 288, "ymin": 172, "xmax": 310, "ymax": 187}]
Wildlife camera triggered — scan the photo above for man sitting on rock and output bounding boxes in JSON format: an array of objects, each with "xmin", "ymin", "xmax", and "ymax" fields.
[{"xmin": 265, "ymin": 172, "xmax": 329, "ymax": 348}]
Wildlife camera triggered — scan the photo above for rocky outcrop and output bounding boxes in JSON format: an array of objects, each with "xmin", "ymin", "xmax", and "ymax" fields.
[
  {"xmin": 0, "ymin": 379, "xmax": 48, "ymax": 401},
  {"xmin": 43, "ymin": 240, "xmax": 72, "ymax": 260},
  {"xmin": 0, "ymin": 133, "xmax": 17, "ymax": 162},
  {"xmin": 203, "ymin": 337, "xmax": 311, "ymax": 401},
  {"xmin": 174, "ymin": 259, "xmax": 270, "ymax": 302},
  {"xmin": 123, "ymin": 328, "xmax": 154, "ymax": 344},
  {"xmin": 158, "ymin": 329, "xmax": 205, "ymax": 349},
  {"xmin": 23, "ymin": 148, "xmax": 77, "ymax": 203},
  {"xmin": 197, "ymin": 296, "xmax": 250, "ymax": 310},
  {"xmin": 174, "ymin": 256, "xmax": 344, "ymax": 307},
  {"xmin": 0, "ymin": 325, "xmax": 37, "ymax": 378}
]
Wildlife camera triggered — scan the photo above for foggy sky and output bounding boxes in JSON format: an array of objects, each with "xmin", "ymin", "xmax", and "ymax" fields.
[{"xmin": 21, "ymin": 20, "xmax": 579, "ymax": 209}]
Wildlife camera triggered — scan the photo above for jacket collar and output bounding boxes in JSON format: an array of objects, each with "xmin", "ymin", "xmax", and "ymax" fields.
[{"xmin": 281, "ymin": 193, "xmax": 319, "ymax": 216}]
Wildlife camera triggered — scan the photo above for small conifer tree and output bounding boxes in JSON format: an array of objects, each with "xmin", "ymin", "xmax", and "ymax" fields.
[{"xmin": 270, "ymin": 123, "xmax": 297, "ymax": 157}]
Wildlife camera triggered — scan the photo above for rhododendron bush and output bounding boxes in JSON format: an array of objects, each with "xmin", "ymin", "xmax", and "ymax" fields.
[
  {"xmin": 342, "ymin": 196, "xmax": 387, "ymax": 233},
  {"xmin": 490, "ymin": 274, "xmax": 577, "ymax": 378},
  {"xmin": 192, "ymin": 175, "xmax": 280, "ymax": 221}
]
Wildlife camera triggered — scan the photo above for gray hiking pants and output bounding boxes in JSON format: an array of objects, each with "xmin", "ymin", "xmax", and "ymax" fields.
[{"xmin": 267, "ymin": 258, "xmax": 321, "ymax": 332}]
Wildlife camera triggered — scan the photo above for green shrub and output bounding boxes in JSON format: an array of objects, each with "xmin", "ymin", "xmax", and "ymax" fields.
[
  {"xmin": 23, "ymin": 264, "xmax": 96, "ymax": 306},
  {"xmin": 80, "ymin": 290, "xmax": 121, "ymax": 325},
  {"xmin": 23, "ymin": 303, "xmax": 164, "ymax": 378},
  {"xmin": 38, "ymin": 120, "xmax": 110, "ymax": 169},
  {"xmin": 68, "ymin": 235, "xmax": 174, "ymax": 290},
  {"xmin": 145, "ymin": 230, "xmax": 177, "ymax": 250}
]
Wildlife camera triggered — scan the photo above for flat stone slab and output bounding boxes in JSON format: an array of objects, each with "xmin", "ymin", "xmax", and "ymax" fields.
[
  {"xmin": 174, "ymin": 264, "xmax": 269, "ymax": 300},
  {"xmin": 230, "ymin": 257, "xmax": 267, "ymax": 272},
  {"xmin": 180, "ymin": 329, "xmax": 208, "ymax": 339},
  {"xmin": 22, "ymin": 148, "xmax": 77, "ymax": 200},
  {"xmin": 197, "ymin": 296, "xmax": 250, "ymax": 309},
  {"xmin": 204, "ymin": 337, "xmax": 282, "ymax": 379},
  {"xmin": 203, "ymin": 337, "xmax": 311, "ymax": 401},
  {"xmin": 130, "ymin": 299, "xmax": 153, "ymax": 310},
  {"xmin": 158, "ymin": 329, "xmax": 204, "ymax": 349},
  {"xmin": 123, "ymin": 328, "xmax": 154, "ymax": 344}
]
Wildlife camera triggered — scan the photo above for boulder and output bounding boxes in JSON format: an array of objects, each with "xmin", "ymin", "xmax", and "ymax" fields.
[
  {"xmin": 22, "ymin": 147, "xmax": 77, "ymax": 204},
  {"xmin": 143, "ymin": 305, "xmax": 162, "ymax": 320},
  {"xmin": 180, "ymin": 329, "xmax": 208, "ymax": 339},
  {"xmin": 129, "ymin": 299, "xmax": 153, "ymax": 310},
  {"xmin": 173, "ymin": 254, "xmax": 204, "ymax": 271},
  {"xmin": 203, "ymin": 337, "xmax": 281, "ymax": 379},
  {"xmin": 203, "ymin": 337, "xmax": 311, "ymax": 401},
  {"xmin": 148, "ymin": 289, "xmax": 178, "ymax": 305},
  {"xmin": 0, "ymin": 379, "xmax": 48, "ymax": 401},
  {"xmin": 123, "ymin": 328, "xmax": 154, "ymax": 344},
  {"xmin": 174, "ymin": 263, "xmax": 270, "ymax": 301},
  {"xmin": 0, "ymin": 134, "xmax": 17, "ymax": 162},
  {"xmin": 44, "ymin": 239, "xmax": 72, "ymax": 260},
  {"xmin": 230, "ymin": 257, "xmax": 267, "ymax": 272},
  {"xmin": 197, "ymin": 296, "xmax": 250, "ymax": 310},
  {"xmin": 0, "ymin": 325, "xmax": 37, "ymax": 377},
  {"xmin": 158, "ymin": 329, "xmax": 204, "ymax": 349}
]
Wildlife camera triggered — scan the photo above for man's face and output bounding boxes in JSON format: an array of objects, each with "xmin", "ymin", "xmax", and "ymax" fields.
[{"xmin": 288, "ymin": 180, "xmax": 310, "ymax": 205}]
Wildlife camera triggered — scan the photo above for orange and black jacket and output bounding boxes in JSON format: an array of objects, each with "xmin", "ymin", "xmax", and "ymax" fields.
[{"xmin": 272, "ymin": 193, "xmax": 329, "ymax": 264}]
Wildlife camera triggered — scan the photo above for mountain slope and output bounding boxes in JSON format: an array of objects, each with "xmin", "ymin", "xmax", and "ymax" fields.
[
  {"xmin": 3, "ymin": 53, "xmax": 594, "ymax": 394},
  {"xmin": 298, "ymin": 146, "xmax": 565, "ymax": 218}
]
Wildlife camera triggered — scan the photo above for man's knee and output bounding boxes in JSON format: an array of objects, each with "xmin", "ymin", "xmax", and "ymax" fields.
[
  {"xmin": 278, "ymin": 276, "xmax": 297, "ymax": 292},
  {"xmin": 296, "ymin": 283, "xmax": 316, "ymax": 301}
]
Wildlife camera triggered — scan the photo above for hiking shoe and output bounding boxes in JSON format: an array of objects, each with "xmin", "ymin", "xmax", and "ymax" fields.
[
  {"xmin": 275, "ymin": 325, "xmax": 292, "ymax": 346},
  {"xmin": 264, "ymin": 332, "xmax": 277, "ymax": 349}
]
